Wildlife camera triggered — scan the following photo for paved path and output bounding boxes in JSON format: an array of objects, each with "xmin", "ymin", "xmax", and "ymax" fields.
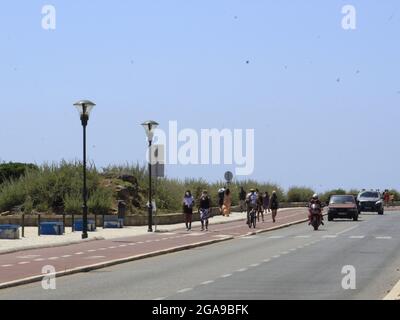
[
  {"xmin": 0, "ymin": 208, "xmax": 308, "ymax": 288},
  {"xmin": 1, "ymin": 211, "xmax": 399, "ymax": 300}
]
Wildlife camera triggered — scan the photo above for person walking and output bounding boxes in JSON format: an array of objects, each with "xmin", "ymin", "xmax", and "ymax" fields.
[
  {"xmin": 199, "ymin": 190, "xmax": 212, "ymax": 231},
  {"xmin": 218, "ymin": 187, "xmax": 226, "ymax": 214},
  {"xmin": 222, "ymin": 189, "xmax": 232, "ymax": 217},
  {"xmin": 263, "ymin": 191, "xmax": 270, "ymax": 215},
  {"xmin": 183, "ymin": 190, "xmax": 194, "ymax": 231},
  {"xmin": 239, "ymin": 187, "xmax": 247, "ymax": 212},
  {"xmin": 269, "ymin": 191, "xmax": 279, "ymax": 223},
  {"xmin": 257, "ymin": 190, "xmax": 264, "ymax": 222}
]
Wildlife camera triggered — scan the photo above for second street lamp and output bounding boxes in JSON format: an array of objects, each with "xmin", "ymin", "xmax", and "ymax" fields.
[
  {"xmin": 141, "ymin": 120, "xmax": 159, "ymax": 233},
  {"xmin": 74, "ymin": 100, "xmax": 96, "ymax": 240}
]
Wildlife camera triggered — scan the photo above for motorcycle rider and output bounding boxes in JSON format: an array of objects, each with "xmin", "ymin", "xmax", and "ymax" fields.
[{"xmin": 308, "ymin": 193, "xmax": 324, "ymax": 226}]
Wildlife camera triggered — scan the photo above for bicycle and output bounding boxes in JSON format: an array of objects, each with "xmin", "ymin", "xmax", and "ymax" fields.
[{"xmin": 248, "ymin": 208, "xmax": 257, "ymax": 229}]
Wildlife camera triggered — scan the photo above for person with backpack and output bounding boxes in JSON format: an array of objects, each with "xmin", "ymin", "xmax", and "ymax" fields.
[
  {"xmin": 183, "ymin": 190, "xmax": 195, "ymax": 231},
  {"xmin": 269, "ymin": 191, "xmax": 279, "ymax": 223},
  {"xmin": 246, "ymin": 188, "xmax": 258, "ymax": 225},
  {"xmin": 199, "ymin": 190, "xmax": 212, "ymax": 231}
]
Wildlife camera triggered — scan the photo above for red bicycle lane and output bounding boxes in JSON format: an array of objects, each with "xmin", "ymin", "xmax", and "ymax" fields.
[{"xmin": 0, "ymin": 208, "xmax": 308, "ymax": 288}]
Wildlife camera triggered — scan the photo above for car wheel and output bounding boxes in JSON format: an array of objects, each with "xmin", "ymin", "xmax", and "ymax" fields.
[
  {"xmin": 378, "ymin": 210, "xmax": 384, "ymax": 215},
  {"xmin": 353, "ymin": 215, "xmax": 358, "ymax": 221},
  {"xmin": 328, "ymin": 216, "xmax": 333, "ymax": 222}
]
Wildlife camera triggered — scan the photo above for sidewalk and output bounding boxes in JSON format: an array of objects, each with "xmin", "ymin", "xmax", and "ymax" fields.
[{"xmin": 0, "ymin": 209, "xmax": 264, "ymax": 254}]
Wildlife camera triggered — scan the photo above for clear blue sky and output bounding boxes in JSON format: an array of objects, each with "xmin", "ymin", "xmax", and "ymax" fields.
[{"xmin": 0, "ymin": 0, "xmax": 399, "ymax": 192}]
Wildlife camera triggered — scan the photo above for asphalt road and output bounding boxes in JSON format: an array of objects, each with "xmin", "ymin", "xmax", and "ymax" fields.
[{"xmin": 1, "ymin": 211, "xmax": 399, "ymax": 300}]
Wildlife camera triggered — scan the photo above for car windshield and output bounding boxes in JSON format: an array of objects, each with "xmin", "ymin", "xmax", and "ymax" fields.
[
  {"xmin": 360, "ymin": 192, "xmax": 379, "ymax": 198},
  {"xmin": 330, "ymin": 196, "xmax": 355, "ymax": 204}
]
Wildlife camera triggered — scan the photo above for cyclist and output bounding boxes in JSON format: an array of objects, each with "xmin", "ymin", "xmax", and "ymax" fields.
[{"xmin": 246, "ymin": 188, "xmax": 258, "ymax": 226}]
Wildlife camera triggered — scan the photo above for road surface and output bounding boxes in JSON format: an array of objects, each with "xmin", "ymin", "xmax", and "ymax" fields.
[{"xmin": 0, "ymin": 211, "xmax": 399, "ymax": 300}]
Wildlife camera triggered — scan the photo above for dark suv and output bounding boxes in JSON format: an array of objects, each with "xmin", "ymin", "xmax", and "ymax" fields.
[{"xmin": 356, "ymin": 191, "xmax": 384, "ymax": 215}]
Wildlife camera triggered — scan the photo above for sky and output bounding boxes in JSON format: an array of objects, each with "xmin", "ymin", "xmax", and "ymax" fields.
[{"xmin": 0, "ymin": 0, "xmax": 399, "ymax": 192}]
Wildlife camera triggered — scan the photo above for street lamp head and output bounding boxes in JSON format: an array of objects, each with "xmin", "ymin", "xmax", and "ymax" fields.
[
  {"xmin": 74, "ymin": 100, "xmax": 96, "ymax": 124},
  {"xmin": 141, "ymin": 120, "xmax": 159, "ymax": 141}
]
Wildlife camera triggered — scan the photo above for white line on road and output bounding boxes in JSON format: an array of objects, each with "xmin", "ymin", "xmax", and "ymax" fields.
[
  {"xmin": 249, "ymin": 263, "xmax": 260, "ymax": 268},
  {"xmin": 281, "ymin": 251, "xmax": 290, "ymax": 255},
  {"xmin": 237, "ymin": 268, "xmax": 248, "ymax": 272},
  {"xmin": 177, "ymin": 288, "xmax": 193, "ymax": 294},
  {"xmin": 323, "ymin": 235, "xmax": 338, "ymax": 238},
  {"xmin": 201, "ymin": 280, "xmax": 215, "ymax": 285},
  {"xmin": 153, "ymin": 297, "xmax": 166, "ymax": 300},
  {"xmin": 119, "ymin": 244, "xmax": 127, "ymax": 247},
  {"xmin": 48, "ymin": 257, "xmax": 59, "ymax": 260},
  {"xmin": 349, "ymin": 236, "xmax": 365, "ymax": 239},
  {"xmin": 75, "ymin": 252, "xmax": 84, "ymax": 255},
  {"xmin": 33, "ymin": 258, "xmax": 45, "ymax": 262},
  {"xmin": 61, "ymin": 255, "xmax": 72, "ymax": 258},
  {"xmin": 18, "ymin": 262, "xmax": 30, "ymax": 265},
  {"xmin": 295, "ymin": 235, "xmax": 311, "ymax": 239},
  {"xmin": 268, "ymin": 236, "xmax": 285, "ymax": 239},
  {"xmin": 221, "ymin": 274, "xmax": 232, "ymax": 278},
  {"xmin": 87, "ymin": 250, "xmax": 97, "ymax": 252},
  {"xmin": 376, "ymin": 236, "xmax": 392, "ymax": 240},
  {"xmin": 272, "ymin": 255, "xmax": 281, "ymax": 259},
  {"xmin": 1, "ymin": 265, "xmax": 13, "ymax": 267},
  {"xmin": 263, "ymin": 259, "xmax": 271, "ymax": 263},
  {"xmin": 336, "ymin": 225, "xmax": 359, "ymax": 236}
]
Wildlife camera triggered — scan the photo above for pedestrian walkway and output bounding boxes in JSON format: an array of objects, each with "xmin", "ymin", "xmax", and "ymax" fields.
[
  {"xmin": 0, "ymin": 208, "xmax": 297, "ymax": 254},
  {"xmin": 0, "ymin": 208, "xmax": 308, "ymax": 289}
]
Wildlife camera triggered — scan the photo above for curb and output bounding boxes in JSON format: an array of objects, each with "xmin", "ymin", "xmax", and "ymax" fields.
[
  {"xmin": 384, "ymin": 279, "xmax": 400, "ymax": 300},
  {"xmin": 0, "ymin": 236, "xmax": 234, "ymax": 290},
  {"xmin": 0, "ymin": 237, "xmax": 104, "ymax": 256}
]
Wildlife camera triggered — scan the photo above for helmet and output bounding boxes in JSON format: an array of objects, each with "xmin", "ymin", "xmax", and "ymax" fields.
[{"xmin": 313, "ymin": 193, "xmax": 318, "ymax": 199}]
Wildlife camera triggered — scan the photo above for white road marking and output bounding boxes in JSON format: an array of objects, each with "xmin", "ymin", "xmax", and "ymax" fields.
[
  {"xmin": 201, "ymin": 280, "xmax": 215, "ymax": 285},
  {"xmin": 119, "ymin": 244, "xmax": 127, "ymax": 247},
  {"xmin": 1, "ymin": 265, "xmax": 13, "ymax": 268},
  {"xmin": 336, "ymin": 225, "xmax": 359, "ymax": 236},
  {"xmin": 323, "ymin": 235, "xmax": 338, "ymax": 239},
  {"xmin": 87, "ymin": 249, "xmax": 97, "ymax": 252},
  {"xmin": 263, "ymin": 259, "xmax": 271, "ymax": 263},
  {"xmin": 98, "ymin": 248, "xmax": 107, "ymax": 251},
  {"xmin": 349, "ymin": 236, "xmax": 365, "ymax": 239},
  {"xmin": 289, "ymin": 248, "xmax": 297, "ymax": 252},
  {"xmin": 237, "ymin": 268, "xmax": 248, "ymax": 272},
  {"xmin": 48, "ymin": 257, "xmax": 59, "ymax": 260},
  {"xmin": 153, "ymin": 297, "xmax": 166, "ymax": 301},
  {"xmin": 268, "ymin": 236, "xmax": 285, "ymax": 239},
  {"xmin": 376, "ymin": 236, "xmax": 392, "ymax": 240},
  {"xmin": 295, "ymin": 235, "xmax": 311, "ymax": 239},
  {"xmin": 75, "ymin": 252, "xmax": 84, "ymax": 255},
  {"xmin": 108, "ymin": 246, "xmax": 117, "ymax": 249},
  {"xmin": 18, "ymin": 262, "xmax": 30, "ymax": 265},
  {"xmin": 34, "ymin": 258, "xmax": 45, "ymax": 262},
  {"xmin": 221, "ymin": 274, "xmax": 232, "ymax": 278},
  {"xmin": 61, "ymin": 255, "xmax": 72, "ymax": 258},
  {"xmin": 249, "ymin": 263, "xmax": 260, "ymax": 268},
  {"xmin": 177, "ymin": 288, "xmax": 193, "ymax": 294},
  {"xmin": 281, "ymin": 251, "xmax": 290, "ymax": 255},
  {"xmin": 17, "ymin": 255, "xmax": 40, "ymax": 259},
  {"xmin": 138, "ymin": 241, "xmax": 145, "ymax": 244},
  {"xmin": 272, "ymin": 255, "xmax": 281, "ymax": 259}
]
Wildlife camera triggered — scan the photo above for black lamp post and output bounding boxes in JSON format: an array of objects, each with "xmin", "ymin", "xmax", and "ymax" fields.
[
  {"xmin": 74, "ymin": 100, "xmax": 96, "ymax": 239},
  {"xmin": 141, "ymin": 120, "xmax": 159, "ymax": 232}
]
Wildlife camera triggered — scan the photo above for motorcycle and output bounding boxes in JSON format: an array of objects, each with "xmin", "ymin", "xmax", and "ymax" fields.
[{"xmin": 309, "ymin": 203, "xmax": 322, "ymax": 231}]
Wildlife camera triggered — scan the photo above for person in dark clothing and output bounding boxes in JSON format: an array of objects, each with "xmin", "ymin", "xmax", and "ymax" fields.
[
  {"xmin": 218, "ymin": 188, "xmax": 225, "ymax": 214},
  {"xmin": 270, "ymin": 191, "xmax": 279, "ymax": 223},
  {"xmin": 239, "ymin": 187, "xmax": 247, "ymax": 212},
  {"xmin": 199, "ymin": 190, "xmax": 212, "ymax": 231},
  {"xmin": 308, "ymin": 194, "xmax": 324, "ymax": 225}
]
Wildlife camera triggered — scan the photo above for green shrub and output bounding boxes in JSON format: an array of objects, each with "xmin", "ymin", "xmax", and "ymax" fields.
[
  {"xmin": 287, "ymin": 187, "xmax": 315, "ymax": 202},
  {"xmin": 0, "ymin": 162, "xmax": 38, "ymax": 184},
  {"xmin": 64, "ymin": 193, "xmax": 82, "ymax": 215},
  {"xmin": 88, "ymin": 188, "xmax": 113, "ymax": 215}
]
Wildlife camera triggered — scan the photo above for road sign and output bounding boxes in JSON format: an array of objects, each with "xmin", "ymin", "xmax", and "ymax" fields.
[{"xmin": 224, "ymin": 171, "xmax": 234, "ymax": 183}]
